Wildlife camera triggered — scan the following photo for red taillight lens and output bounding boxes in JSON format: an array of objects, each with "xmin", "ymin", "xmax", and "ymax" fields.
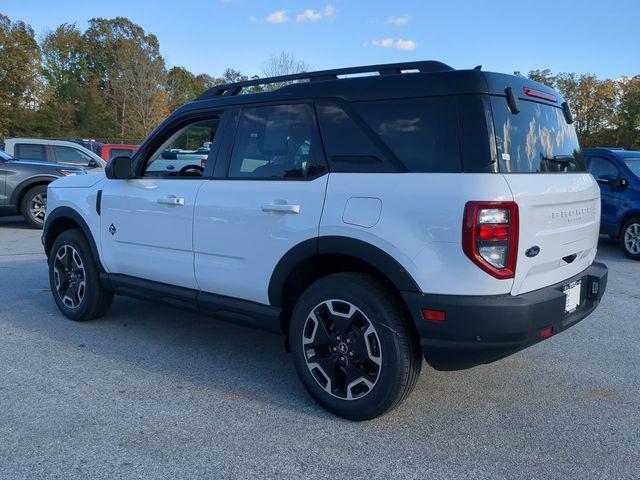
[
  {"xmin": 462, "ymin": 201, "xmax": 519, "ymax": 279},
  {"xmin": 201, "ymin": 158, "xmax": 207, "ymax": 168}
]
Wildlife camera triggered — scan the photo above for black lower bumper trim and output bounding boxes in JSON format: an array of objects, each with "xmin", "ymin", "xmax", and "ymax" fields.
[{"xmin": 402, "ymin": 262, "xmax": 608, "ymax": 371}]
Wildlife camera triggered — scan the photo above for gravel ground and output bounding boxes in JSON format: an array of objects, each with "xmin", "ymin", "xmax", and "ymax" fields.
[{"xmin": 0, "ymin": 215, "xmax": 638, "ymax": 480}]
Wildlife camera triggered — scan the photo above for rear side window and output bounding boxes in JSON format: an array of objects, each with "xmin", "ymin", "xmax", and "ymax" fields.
[
  {"xmin": 353, "ymin": 97, "xmax": 461, "ymax": 173},
  {"xmin": 15, "ymin": 144, "xmax": 46, "ymax": 162},
  {"xmin": 229, "ymin": 104, "xmax": 326, "ymax": 179},
  {"xmin": 491, "ymin": 97, "xmax": 586, "ymax": 173},
  {"xmin": 316, "ymin": 100, "xmax": 400, "ymax": 173}
]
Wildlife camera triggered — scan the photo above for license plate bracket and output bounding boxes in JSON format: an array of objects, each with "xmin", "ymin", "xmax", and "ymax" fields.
[{"xmin": 563, "ymin": 280, "xmax": 582, "ymax": 313}]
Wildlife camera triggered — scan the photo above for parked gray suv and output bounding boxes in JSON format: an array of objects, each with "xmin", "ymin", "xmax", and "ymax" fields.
[{"xmin": 0, "ymin": 150, "xmax": 86, "ymax": 228}]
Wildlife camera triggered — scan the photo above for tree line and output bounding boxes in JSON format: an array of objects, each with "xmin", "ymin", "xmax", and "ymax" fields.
[{"xmin": 1, "ymin": 12, "xmax": 638, "ymax": 149}]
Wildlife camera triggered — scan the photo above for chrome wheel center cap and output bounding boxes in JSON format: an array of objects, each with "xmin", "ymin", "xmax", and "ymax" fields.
[{"xmin": 338, "ymin": 342, "xmax": 349, "ymax": 355}]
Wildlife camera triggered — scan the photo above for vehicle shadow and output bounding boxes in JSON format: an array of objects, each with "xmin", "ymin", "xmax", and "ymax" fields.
[{"xmin": 1, "ymin": 226, "xmax": 634, "ymax": 425}]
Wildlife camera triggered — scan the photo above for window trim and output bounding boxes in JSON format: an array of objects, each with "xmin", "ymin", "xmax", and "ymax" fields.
[{"xmin": 224, "ymin": 100, "xmax": 329, "ymax": 182}]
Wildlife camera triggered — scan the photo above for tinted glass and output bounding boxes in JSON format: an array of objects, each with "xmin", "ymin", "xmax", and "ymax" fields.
[
  {"xmin": 52, "ymin": 146, "xmax": 93, "ymax": 166},
  {"xmin": 16, "ymin": 144, "xmax": 46, "ymax": 162},
  {"xmin": 229, "ymin": 104, "xmax": 326, "ymax": 179},
  {"xmin": 588, "ymin": 157, "xmax": 619, "ymax": 178},
  {"xmin": 492, "ymin": 97, "xmax": 586, "ymax": 173},
  {"xmin": 622, "ymin": 157, "xmax": 640, "ymax": 178},
  {"xmin": 109, "ymin": 148, "xmax": 134, "ymax": 160},
  {"xmin": 145, "ymin": 117, "xmax": 219, "ymax": 177},
  {"xmin": 354, "ymin": 96, "xmax": 462, "ymax": 173},
  {"xmin": 316, "ymin": 100, "xmax": 397, "ymax": 173}
]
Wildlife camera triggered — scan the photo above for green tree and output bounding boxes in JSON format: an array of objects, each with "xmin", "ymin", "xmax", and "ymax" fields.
[
  {"xmin": 0, "ymin": 14, "xmax": 40, "ymax": 137},
  {"xmin": 616, "ymin": 76, "xmax": 640, "ymax": 149},
  {"xmin": 167, "ymin": 66, "xmax": 205, "ymax": 111}
]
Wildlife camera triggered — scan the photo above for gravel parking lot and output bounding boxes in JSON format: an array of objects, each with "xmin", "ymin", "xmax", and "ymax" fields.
[{"xmin": 1, "ymin": 215, "xmax": 638, "ymax": 480}]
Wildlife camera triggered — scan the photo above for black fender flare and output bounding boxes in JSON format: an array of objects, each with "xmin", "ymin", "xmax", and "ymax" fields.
[
  {"xmin": 43, "ymin": 206, "xmax": 105, "ymax": 272},
  {"xmin": 268, "ymin": 236, "xmax": 421, "ymax": 306},
  {"xmin": 9, "ymin": 175, "xmax": 58, "ymax": 207}
]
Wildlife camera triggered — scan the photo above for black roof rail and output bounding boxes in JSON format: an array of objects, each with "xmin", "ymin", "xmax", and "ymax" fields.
[{"xmin": 196, "ymin": 60, "xmax": 454, "ymax": 101}]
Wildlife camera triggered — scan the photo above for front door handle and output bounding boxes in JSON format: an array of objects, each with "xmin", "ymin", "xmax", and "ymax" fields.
[
  {"xmin": 262, "ymin": 203, "xmax": 301, "ymax": 214},
  {"xmin": 157, "ymin": 195, "xmax": 185, "ymax": 206}
]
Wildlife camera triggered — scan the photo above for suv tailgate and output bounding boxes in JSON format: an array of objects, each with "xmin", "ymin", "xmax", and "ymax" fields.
[{"xmin": 502, "ymin": 173, "xmax": 600, "ymax": 295}]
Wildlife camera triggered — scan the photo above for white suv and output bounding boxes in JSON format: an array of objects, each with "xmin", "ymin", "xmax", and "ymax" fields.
[{"xmin": 42, "ymin": 61, "xmax": 608, "ymax": 420}]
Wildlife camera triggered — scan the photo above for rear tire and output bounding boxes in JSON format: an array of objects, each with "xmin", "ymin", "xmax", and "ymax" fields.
[
  {"xmin": 48, "ymin": 229, "xmax": 114, "ymax": 321},
  {"xmin": 20, "ymin": 184, "xmax": 48, "ymax": 228},
  {"xmin": 620, "ymin": 217, "xmax": 640, "ymax": 260},
  {"xmin": 290, "ymin": 273, "xmax": 422, "ymax": 421}
]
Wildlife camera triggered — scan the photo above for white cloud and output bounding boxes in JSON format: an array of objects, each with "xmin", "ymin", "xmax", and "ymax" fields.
[
  {"xmin": 372, "ymin": 38, "xmax": 395, "ymax": 48},
  {"xmin": 297, "ymin": 9, "xmax": 322, "ymax": 21},
  {"xmin": 296, "ymin": 5, "xmax": 336, "ymax": 22},
  {"xmin": 266, "ymin": 10, "xmax": 289, "ymax": 23},
  {"xmin": 366, "ymin": 38, "xmax": 417, "ymax": 51},
  {"xmin": 387, "ymin": 15, "xmax": 411, "ymax": 26},
  {"xmin": 395, "ymin": 39, "xmax": 417, "ymax": 51}
]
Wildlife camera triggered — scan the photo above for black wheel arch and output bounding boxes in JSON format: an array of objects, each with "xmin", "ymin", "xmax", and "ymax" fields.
[
  {"xmin": 43, "ymin": 206, "xmax": 105, "ymax": 272},
  {"xmin": 269, "ymin": 236, "xmax": 421, "ymax": 332},
  {"xmin": 10, "ymin": 175, "xmax": 57, "ymax": 210}
]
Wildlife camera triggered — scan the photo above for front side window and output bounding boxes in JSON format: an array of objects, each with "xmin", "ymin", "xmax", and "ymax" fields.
[
  {"xmin": 229, "ymin": 104, "xmax": 326, "ymax": 179},
  {"xmin": 492, "ymin": 97, "xmax": 586, "ymax": 173},
  {"xmin": 144, "ymin": 117, "xmax": 220, "ymax": 178},
  {"xmin": 52, "ymin": 146, "xmax": 94, "ymax": 166},
  {"xmin": 588, "ymin": 157, "xmax": 619, "ymax": 179},
  {"xmin": 15, "ymin": 144, "xmax": 46, "ymax": 162}
]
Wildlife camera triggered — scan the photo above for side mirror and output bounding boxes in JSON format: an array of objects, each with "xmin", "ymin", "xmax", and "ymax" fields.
[{"xmin": 106, "ymin": 156, "xmax": 133, "ymax": 179}]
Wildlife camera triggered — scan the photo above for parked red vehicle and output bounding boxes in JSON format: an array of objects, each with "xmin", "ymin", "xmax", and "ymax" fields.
[{"xmin": 98, "ymin": 144, "xmax": 137, "ymax": 162}]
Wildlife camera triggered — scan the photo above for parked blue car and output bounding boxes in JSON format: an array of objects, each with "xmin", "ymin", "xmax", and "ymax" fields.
[{"xmin": 584, "ymin": 148, "xmax": 640, "ymax": 259}]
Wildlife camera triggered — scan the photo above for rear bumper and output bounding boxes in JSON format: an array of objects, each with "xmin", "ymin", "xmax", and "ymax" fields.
[{"xmin": 401, "ymin": 262, "xmax": 608, "ymax": 371}]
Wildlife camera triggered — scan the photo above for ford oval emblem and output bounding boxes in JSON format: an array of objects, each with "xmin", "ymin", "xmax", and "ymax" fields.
[{"xmin": 525, "ymin": 246, "xmax": 540, "ymax": 258}]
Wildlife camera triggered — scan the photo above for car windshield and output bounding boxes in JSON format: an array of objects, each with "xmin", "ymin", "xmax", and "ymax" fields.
[
  {"xmin": 623, "ymin": 157, "xmax": 640, "ymax": 178},
  {"xmin": 491, "ymin": 97, "xmax": 585, "ymax": 173}
]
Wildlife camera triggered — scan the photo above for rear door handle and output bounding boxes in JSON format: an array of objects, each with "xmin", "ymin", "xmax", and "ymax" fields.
[
  {"xmin": 157, "ymin": 195, "xmax": 185, "ymax": 206},
  {"xmin": 262, "ymin": 203, "xmax": 301, "ymax": 214}
]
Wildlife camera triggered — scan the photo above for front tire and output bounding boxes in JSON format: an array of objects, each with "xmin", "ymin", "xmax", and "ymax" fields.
[
  {"xmin": 290, "ymin": 273, "xmax": 422, "ymax": 421},
  {"xmin": 48, "ymin": 229, "xmax": 114, "ymax": 321},
  {"xmin": 621, "ymin": 217, "xmax": 640, "ymax": 260},
  {"xmin": 20, "ymin": 184, "xmax": 48, "ymax": 228}
]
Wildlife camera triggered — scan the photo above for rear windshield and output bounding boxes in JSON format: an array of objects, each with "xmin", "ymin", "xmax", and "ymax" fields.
[{"xmin": 491, "ymin": 97, "xmax": 585, "ymax": 173}]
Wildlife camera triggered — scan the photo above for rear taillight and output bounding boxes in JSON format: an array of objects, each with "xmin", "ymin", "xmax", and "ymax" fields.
[
  {"xmin": 462, "ymin": 201, "xmax": 519, "ymax": 279},
  {"xmin": 201, "ymin": 158, "xmax": 207, "ymax": 169}
]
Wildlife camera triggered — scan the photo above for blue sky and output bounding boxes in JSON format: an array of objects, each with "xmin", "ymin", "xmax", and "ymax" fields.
[{"xmin": 4, "ymin": 0, "xmax": 639, "ymax": 79}]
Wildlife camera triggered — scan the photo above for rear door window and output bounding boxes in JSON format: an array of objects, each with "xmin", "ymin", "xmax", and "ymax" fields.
[
  {"xmin": 15, "ymin": 144, "xmax": 47, "ymax": 162},
  {"xmin": 491, "ymin": 97, "xmax": 585, "ymax": 173},
  {"xmin": 353, "ymin": 96, "xmax": 462, "ymax": 173},
  {"xmin": 228, "ymin": 104, "xmax": 326, "ymax": 179}
]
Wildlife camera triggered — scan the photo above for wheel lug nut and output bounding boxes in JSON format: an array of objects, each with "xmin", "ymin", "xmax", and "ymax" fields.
[
  {"xmin": 340, "ymin": 356, "xmax": 346, "ymax": 362},
  {"xmin": 336, "ymin": 336, "xmax": 341, "ymax": 341},
  {"xmin": 349, "ymin": 352, "xmax": 353, "ymax": 357},
  {"xmin": 332, "ymin": 347, "xmax": 337, "ymax": 352},
  {"xmin": 346, "ymin": 338, "xmax": 351, "ymax": 344}
]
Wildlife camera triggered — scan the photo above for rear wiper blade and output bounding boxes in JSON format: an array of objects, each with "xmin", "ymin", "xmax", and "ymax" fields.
[{"xmin": 542, "ymin": 155, "xmax": 574, "ymax": 163}]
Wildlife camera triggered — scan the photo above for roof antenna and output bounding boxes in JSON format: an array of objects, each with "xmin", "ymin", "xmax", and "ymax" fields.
[{"xmin": 474, "ymin": 65, "xmax": 482, "ymax": 70}]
